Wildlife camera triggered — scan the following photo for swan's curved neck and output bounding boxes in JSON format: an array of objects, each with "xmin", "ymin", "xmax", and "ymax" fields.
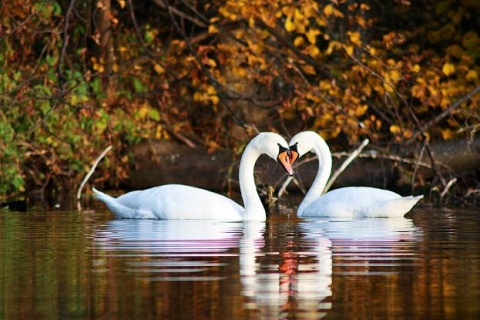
[
  {"xmin": 298, "ymin": 137, "xmax": 332, "ymax": 216},
  {"xmin": 239, "ymin": 143, "xmax": 266, "ymax": 220}
]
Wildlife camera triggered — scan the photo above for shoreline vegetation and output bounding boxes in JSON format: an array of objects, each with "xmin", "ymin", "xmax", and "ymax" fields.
[{"xmin": 1, "ymin": 1, "xmax": 479, "ymax": 206}]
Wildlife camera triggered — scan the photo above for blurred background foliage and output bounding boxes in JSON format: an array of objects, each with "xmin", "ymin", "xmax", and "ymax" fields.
[{"xmin": 1, "ymin": 0, "xmax": 479, "ymax": 198}]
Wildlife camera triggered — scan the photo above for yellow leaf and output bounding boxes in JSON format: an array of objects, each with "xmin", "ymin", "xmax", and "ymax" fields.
[
  {"xmin": 323, "ymin": 5, "xmax": 334, "ymax": 17},
  {"xmin": 390, "ymin": 125, "xmax": 401, "ymax": 134},
  {"xmin": 466, "ymin": 70, "xmax": 478, "ymax": 81},
  {"xmin": 206, "ymin": 85, "xmax": 217, "ymax": 95},
  {"xmin": 357, "ymin": 17, "xmax": 367, "ymax": 28},
  {"xmin": 347, "ymin": 31, "xmax": 361, "ymax": 46},
  {"xmin": 326, "ymin": 41, "xmax": 341, "ymax": 55},
  {"xmin": 402, "ymin": 129, "xmax": 413, "ymax": 139},
  {"xmin": 442, "ymin": 63, "xmax": 455, "ymax": 76},
  {"xmin": 193, "ymin": 91, "xmax": 203, "ymax": 102},
  {"xmin": 441, "ymin": 128, "xmax": 455, "ymax": 140},
  {"xmin": 345, "ymin": 45, "xmax": 354, "ymax": 56},
  {"xmin": 306, "ymin": 28, "xmax": 320, "ymax": 44},
  {"xmin": 302, "ymin": 64, "xmax": 316, "ymax": 75},
  {"xmin": 293, "ymin": 36, "xmax": 305, "ymax": 47},
  {"xmin": 282, "ymin": 6, "xmax": 294, "ymax": 17},
  {"xmin": 355, "ymin": 104, "xmax": 368, "ymax": 117},
  {"xmin": 390, "ymin": 70, "xmax": 401, "ymax": 83},
  {"xmin": 333, "ymin": 8, "xmax": 344, "ymax": 18},
  {"xmin": 307, "ymin": 45, "xmax": 320, "ymax": 58},
  {"xmin": 93, "ymin": 62, "xmax": 104, "ymax": 73},
  {"xmin": 206, "ymin": 86, "xmax": 219, "ymax": 104},
  {"xmin": 294, "ymin": 19, "xmax": 306, "ymax": 34},
  {"xmin": 294, "ymin": 9, "xmax": 304, "ymax": 21},
  {"xmin": 285, "ymin": 17, "xmax": 295, "ymax": 32},
  {"xmin": 211, "ymin": 95, "xmax": 219, "ymax": 105},
  {"xmin": 360, "ymin": 3, "xmax": 370, "ymax": 10},
  {"xmin": 208, "ymin": 24, "xmax": 218, "ymax": 34},
  {"xmin": 138, "ymin": 103, "xmax": 150, "ymax": 118},
  {"xmin": 154, "ymin": 64, "xmax": 165, "ymax": 74},
  {"xmin": 384, "ymin": 82, "xmax": 394, "ymax": 93},
  {"xmin": 318, "ymin": 80, "xmax": 331, "ymax": 90},
  {"xmin": 411, "ymin": 84, "xmax": 424, "ymax": 98},
  {"xmin": 117, "ymin": 0, "xmax": 125, "ymax": 9},
  {"xmin": 360, "ymin": 86, "xmax": 371, "ymax": 98},
  {"xmin": 233, "ymin": 66, "xmax": 247, "ymax": 77},
  {"xmin": 204, "ymin": 58, "xmax": 217, "ymax": 67}
]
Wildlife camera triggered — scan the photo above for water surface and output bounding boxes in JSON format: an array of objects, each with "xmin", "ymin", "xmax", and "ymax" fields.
[{"xmin": 1, "ymin": 204, "xmax": 479, "ymax": 319}]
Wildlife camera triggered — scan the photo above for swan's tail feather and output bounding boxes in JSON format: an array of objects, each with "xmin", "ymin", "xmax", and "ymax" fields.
[
  {"xmin": 92, "ymin": 187, "xmax": 116, "ymax": 203},
  {"xmin": 92, "ymin": 187, "xmax": 139, "ymax": 219},
  {"xmin": 379, "ymin": 195, "xmax": 423, "ymax": 217}
]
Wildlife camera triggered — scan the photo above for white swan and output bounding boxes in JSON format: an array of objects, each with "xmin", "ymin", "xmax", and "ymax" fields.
[
  {"xmin": 289, "ymin": 131, "xmax": 423, "ymax": 218},
  {"xmin": 93, "ymin": 132, "xmax": 293, "ymax": 221}
]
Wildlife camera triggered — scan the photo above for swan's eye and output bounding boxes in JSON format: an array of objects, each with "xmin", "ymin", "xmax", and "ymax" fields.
[{"xmin": 289, "ymin": 142, "xmax": 298, "ymax": 153}]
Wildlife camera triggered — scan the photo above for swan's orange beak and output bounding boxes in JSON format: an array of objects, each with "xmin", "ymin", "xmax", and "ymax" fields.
[
  {"xmin": 277, "ymin": 150, "xmax": 294, "ymax": 176},
  {"xmin": 289, "ymin": 143, "xmax": 299, "ymax": 165}
]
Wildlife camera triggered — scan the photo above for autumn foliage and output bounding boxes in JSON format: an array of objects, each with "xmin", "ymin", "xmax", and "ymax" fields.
[{"xmin": 1, "ymin": 0, "xmax": 479, "ymax": 198}]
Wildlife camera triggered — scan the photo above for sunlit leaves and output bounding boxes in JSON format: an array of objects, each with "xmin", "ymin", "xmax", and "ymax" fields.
[
  {"xmin": 193, "ymin": 85, "xmax": 219, "ymax": 106},
  {"xmin": 323, "ymin": 4, "xmax": 343, "ymax": 18},
  {"xmin": 441, "ymin": 128, "xmax": 455, "ymax": 140},
  {"xmin": 208, "ymin": 24, "xmax": 219, "ymax": 34},
  {"xmin": 306, "ymin": 28, "xmax": 320, "ymax": 44},
  {"xmin": 442, "ymin": 63, "xmax": 455, "ymax": 76},
  {"xmin": 466, "ymin": 70, "xmax": 478, "ymax": 82},
  {"xmin": 154, "ymin": 64, "xmax": 165, "ymax": 74},
  {"xmin": 347, "ymin": 31, "xmax": 362, "ymax": 46}
]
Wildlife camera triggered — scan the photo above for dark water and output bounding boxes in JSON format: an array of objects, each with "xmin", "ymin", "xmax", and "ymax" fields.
[{"xmin": 1, "ymin": 202, "xmax": 479, "ymax": 319}]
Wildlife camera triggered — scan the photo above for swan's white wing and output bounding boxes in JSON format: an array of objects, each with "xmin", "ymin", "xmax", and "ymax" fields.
[
  {"xmin": 95, "ymin": 185, "xmax": 244, "ymax": 220},
  {"xmin": 302, "ymin": 187, "xmax": 421, "ymax": 218}
]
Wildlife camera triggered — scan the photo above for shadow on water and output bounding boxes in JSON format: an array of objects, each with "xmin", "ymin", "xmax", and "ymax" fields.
[{"xmin": 1, "ymin": 201, "xmax": 479, "ymax": 319}]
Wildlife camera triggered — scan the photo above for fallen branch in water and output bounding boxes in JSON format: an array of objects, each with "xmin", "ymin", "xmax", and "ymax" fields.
[
  {"xmin": 440, "ymin": 178, "xmax": 457, "ymax": 198},
  {"xmin": 324, "ymin": 139, "xmax": 369, "ymax": 194},
  {"xmin": 278, "ymin": 175, "xmax": 305, "ymax": 198},
  {"xmin": 76, "ymin": 145, "xmax": 112, "ymax": 206}
]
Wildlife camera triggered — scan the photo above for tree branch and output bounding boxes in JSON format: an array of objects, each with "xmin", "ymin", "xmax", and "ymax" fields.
[
  {"xmin": 409, "ymin": 84, "xmax": 480, "ymax": 142},
  {"xmin": 324, "ymin": 139, "xmax": 369, "ymax": 193},
  {"xmin": 77, "ymin": 145, "xmax": 112, "ymax": 206},
  {"xmin": 127, "ymin": 0, "xmax": 153, "ymax": 57},
  {"xmin": 152, "ymin": 0, "xmax": 208, "ymax": 28}
]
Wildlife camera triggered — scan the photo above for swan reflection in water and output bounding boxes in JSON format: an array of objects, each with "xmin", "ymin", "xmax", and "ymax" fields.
[
  {"xmin": 94, "ymin": 217, "xmax": 422, "ymax": 318},
  {"xmin": 241, "ymin": 217, "xmax": 422, "ymax": 319}
]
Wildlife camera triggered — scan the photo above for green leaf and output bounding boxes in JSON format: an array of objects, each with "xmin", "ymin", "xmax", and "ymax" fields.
[
  {"xmin": 133, "ymin": 79, "xmax": 145, "ymax": 93},
  {"xmin": 149, "ymin": 109, "xmax": 160, "ymax": 121}
]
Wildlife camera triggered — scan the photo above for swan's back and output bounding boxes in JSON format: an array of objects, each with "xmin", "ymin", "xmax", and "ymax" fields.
[
  {"xmin": 93, "ymin": 185, "xmax": 244, "ymax": 220},
  {"xmin": 301, "ymin": 187, "xmax": 423, "ymax": 218}
]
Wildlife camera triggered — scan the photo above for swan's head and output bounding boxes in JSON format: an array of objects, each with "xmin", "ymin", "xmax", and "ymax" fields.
[
  {"xmin": 254, "ymin": 132, "xmax": 294, "ymax": 176},
  {"xmin": 288, "ymin": 131, "xmax": 323, "ymax": 164}
]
